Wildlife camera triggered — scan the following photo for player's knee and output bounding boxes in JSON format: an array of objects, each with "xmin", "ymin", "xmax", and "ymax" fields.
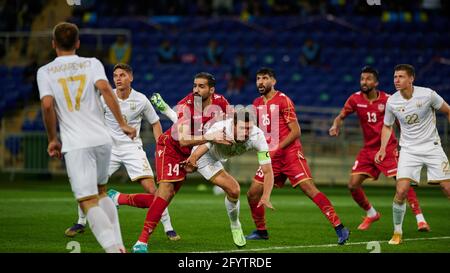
[
  {"xmin": 247, "ymin": 180, "xmax": 263, "ymax": 200},
  {"xmin": 140, "ymin": 178, "xmax": 156, "ymax": 194},
  {"xmin": 79, "ymin": 196, "xmax": 99, "ymax": 214}
]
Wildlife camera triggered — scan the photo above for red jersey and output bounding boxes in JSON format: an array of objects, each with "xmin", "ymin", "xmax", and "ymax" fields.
[
  {"xmin": 253, "ymin": 91, "xmax": 301, "ymax": 151},
  {"xmin": 163, "ymin": 93, "xmax": 230, "ymax": 156},
  {"xmin": 340, "ymin": 91, "xmax": 398, "ymax": 150}
]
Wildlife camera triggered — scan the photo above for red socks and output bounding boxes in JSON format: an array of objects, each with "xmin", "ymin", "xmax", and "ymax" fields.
[
  {"xmin": 248, "ymin": 199, "xmax": 266, "ymax": 230},
  {"xmin": 406, "ymin": 187, "xmax": 422, "ymax": 215},
  {"xmin": 312, "ymin": 192, "xmax": 342, "ymax": 227},
  {"xmin": 350, "ymin": 188, "xmax": 372, "ymax": 211},
  {"xmin": 138, "ymin": 196, "xmax": 169, "ymax": 243},
  {"xmin": 118, "ymin": 193, "xmax": 155, "ymax": 208}
]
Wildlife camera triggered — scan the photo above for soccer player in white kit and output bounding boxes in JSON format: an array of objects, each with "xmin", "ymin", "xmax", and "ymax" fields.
[
  {"xmin": 375, "ymin": 64, "xmax": 450, "ymax": 245},
  {"xmin": 37, "ymin": 22, "xmax": 136, "ymax": 253},
  {"xmin": 182, "ymin": 110, "xmax": 274, "ymax": 247},
  {"xmin": 65, "ymin": 63, "xmax": 180, "ymax": 241}
]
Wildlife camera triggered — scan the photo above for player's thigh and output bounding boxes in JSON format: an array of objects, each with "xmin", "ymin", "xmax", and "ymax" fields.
[
  {"xmin": 282, "ymin": 149, "xmax": 313, "ymax": 187},
  {"xmin": 376, "ymin": 148, "xmax": 399, "ymax": 178},
  {"xmin": 425, "ymin": 146, "xmax": 450, "ymax": 184},
  {"xmin": 247, "ymin": 179, "xmax": 264, "ymax": 200},
  {"xmin": 397, "ymin": 149, "xmax": 422, "ymax": 184},
  {"xmin": 122, "ymin": 145, "xmax": 155, "ymax": 182},
  {"xmin": 94, "ymin": 144, "xmax": 112, "ymax": 186},
  {"xmin": 211, "ymin": 170, "xmax": 240, "ymax": 198},
  {"xmin": 351, "ymin": 149, "xmax": 381, "ymax": 180},
  {"xmin": 197, "ymin": 152, "xmax": 224, "ymax": 181},
  {"xmin": 155, "ymin": 144, "xmax": 186, "ymax": 183},
  {"xmin": 65, "ymin": 147, "xmax": 99, "ymax": 201},
  {"xmin": 108, "ymin": 148, "xmax": 122, "ymax": 177}
]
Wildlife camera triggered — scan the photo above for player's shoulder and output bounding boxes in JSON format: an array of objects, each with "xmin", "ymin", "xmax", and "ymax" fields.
[
  {"xmin": 212, "ymin": 93, "xmax": 230, "ymax": 105},
  {"xmin": 386, "ymin": 91, "xmax": 401, "ymax": 103},
  {"xmin": 253, "ymin": 96, "xmax": 264, "ymax": 105},
  {"xmin": 131, "ymin": 89, "xmax": 149, "ymax": 101},
  {"xmin": 177, "ymin": 93, "xmax": 193, "ymax": 106},
  {"xmin": 347, "ymin": 91, "xmax": 362, "ymax": 101},
  {"xmin": 414, "ymin": 85, "xmax": 434, "ymax": 96}
]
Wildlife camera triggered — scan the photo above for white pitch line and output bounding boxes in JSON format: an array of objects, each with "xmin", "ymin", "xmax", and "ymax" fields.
[{"xmin": 191, "ymin": 236, "xmax": 450, "ymax": 253}]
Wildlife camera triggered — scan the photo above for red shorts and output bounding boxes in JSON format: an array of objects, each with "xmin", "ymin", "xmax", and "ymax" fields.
[
  {"xmin": 155, "ymin": 134, "xmax": 189, "ymax": 183},
  {"xmin": 352, "ymin": 147, "xmax": 398, "ymax": 180},
  {"xmin": 254, "ymin": 147, "xmax": 312, "ymax": 188}
]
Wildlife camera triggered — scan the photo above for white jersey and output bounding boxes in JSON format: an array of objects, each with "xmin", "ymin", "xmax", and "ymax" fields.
[
  {"xmin": 102, "ymin": 89, "xmax": 159, "ymax": 147},
  {"xmin": 204, "ymin": 119, "xmax": 271, "ymax": 165},
  {"xmin": 384, "ymin": 86, "xmax": 445, "ymax": 152},
  {"xmin": 37, "ymin": 55, "xmax": 112, "ymax": 153}
]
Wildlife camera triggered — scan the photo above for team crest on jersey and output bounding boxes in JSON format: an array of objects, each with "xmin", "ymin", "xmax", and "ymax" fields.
[
  {"xmin": 396, "ymin": 106, "xmax": 405, "ymax": 112},
  {"xmin": 378, "ymin": 104, "xmax": 385, "ymax": 112},
  {"xmin": 130, "ymin": 102, "xmax": 136, "ymax": 111}
]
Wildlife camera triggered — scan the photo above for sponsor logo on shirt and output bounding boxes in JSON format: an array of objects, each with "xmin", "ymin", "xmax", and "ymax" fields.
[
  {"xmin": 357, "ymin": 104, "xmax": 368, "ymax": 108},
  {"xmin": 158, "ymin": 150, "xmax": 163, "ymax": 157},
  {"xmin": 396, "ymin": 106, "xmax": 405, "ymax": 112},
  {"xmin": 294, "ymin": 173, "xmax": 305, "ymax": 179}
]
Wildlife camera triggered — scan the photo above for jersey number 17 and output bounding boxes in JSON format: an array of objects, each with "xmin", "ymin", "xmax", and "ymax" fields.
[{"xmin": 57, "ymin": 74, "xmax": 86, "ymax": 112}]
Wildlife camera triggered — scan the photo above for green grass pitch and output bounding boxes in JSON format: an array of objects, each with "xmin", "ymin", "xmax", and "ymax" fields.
[{"xmin": 0, "ymin": 178, "xmax": 448, "ymax": 253}]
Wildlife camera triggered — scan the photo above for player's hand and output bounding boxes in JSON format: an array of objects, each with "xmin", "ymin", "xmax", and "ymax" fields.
[
  {"xmin": 374, "ymin": 149, "xmax": 386, "ymax": 164},
  {"xmin": 47, "ymin": 140, "xmax": 62, "ymax": 159},
  {"xmin": 329, "ymin": 125, "xmax": 339, "ymax": 136},
  {"xmin": 121, "ymin": 125, "xmax": 137, "ymax": 139},
  {"xmin": 180, "ymin": 157, "xmax": 198, "ymax": 173},
  {"xmin": 258, "ymin": 197, "xmax": 275, "ymax": 210}
]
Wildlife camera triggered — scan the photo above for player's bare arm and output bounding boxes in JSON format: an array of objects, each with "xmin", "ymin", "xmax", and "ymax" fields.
[
  {"xmin": 276, "ymin": 120, "xmax": 301, "ymax": 151},
  {"xmin": 151, "ymin": 121, "xmax": 163, "ymax": 141},
  {"xmin": 329, "ymin": 113, "xmax": 345, "ymax": 136},
  {"xmin": 181, "ymin": 144, "xmax": 209, "ymax": 173},
  {"xmin": 95, "ymin": 79, "xmax": 136, "ymax": 139},
  {"xmin": 438, "ymin": 101, "xmax": 450, "ymax": 123},
  {"xmin": 375, "ymin": 124, "xmax": 393, "ymax": 163},
  {"xmin": 179, "ymin": 124, "xmax": 232, "ymax": 147},
  {"xmin": 41, "ymin": 95, "xmax": 62, "ymax": 159},
  {"xmin": 259, "ymin": 163, "xmax": 275, "ymax": 210}
]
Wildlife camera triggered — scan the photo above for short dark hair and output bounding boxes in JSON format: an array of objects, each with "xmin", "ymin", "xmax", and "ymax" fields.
[
  {"xmin": 194, "ymin": 72, "xmax": 216, "ymax": 87},
  {"xmin": 53, "ymin": 22, "xmax": 79, "ymax": 51},
  {"xmin": 361, "ymin": 66, "xmax": 379, "ymax": 81},
  {"xmin": 233, "ymin": 110, "xmax": 255, "ymax": 125},
  {"xmin": 394, "ymin": 64, "xmax": 415, "ymax": 78},
  {"xmin": 256, "ymin": 67, "xmax": 276, "ymax": 79},
  {"xmin": 113, "ymin": 63, "xmax": 133, "ymax": 74}
]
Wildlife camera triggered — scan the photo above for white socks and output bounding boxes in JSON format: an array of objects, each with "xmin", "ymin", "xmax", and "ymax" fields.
[
  {"xmin": 77, "ymin": 205, "xmax": 86, "ymax": 226},
  {"xmin": 366, "ymin": 206, "xmax": 378, "ymax": 218},
  {"xmin": 85, "ymin": 206, "xmax": 120, "ymax": 253},
  {"xmin": 160, "ymin": 208, "xmax": 174, "ymax": 232},
  {"xmin": 416, "ymin": 213, "xmax": 426, "ymax": 223},
  {"xmin": 99, "ymin": 196, "xmax": 124, "ymax": 250},
  {"xmin": 225, "ymin": 196, "xmax": 241, "ymax": 229},
  {"xmin": 393, "ymin": 202, "xmax": 406, "ymax": 234}
]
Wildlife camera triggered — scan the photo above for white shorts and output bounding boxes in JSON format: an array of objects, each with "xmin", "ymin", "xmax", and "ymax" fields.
[
  {"xmin": 397, "ymin": 145, "xmax": 450, "ymax": 184},
  {"xmin": 109, "ymin": 143, "xmax": 154, "ymax": 181},
  {"xmin": 64, "ymin": 143, "xmax": 112, "ymax": 200},
  {"xmin": 197, "ymin": 151, "xmax": 225, "ymax": 181}
]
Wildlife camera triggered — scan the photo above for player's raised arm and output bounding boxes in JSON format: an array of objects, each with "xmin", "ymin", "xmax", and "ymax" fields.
[{"xmin": 95, "ymin": 79, "xmax": 136, "ymax": 139}]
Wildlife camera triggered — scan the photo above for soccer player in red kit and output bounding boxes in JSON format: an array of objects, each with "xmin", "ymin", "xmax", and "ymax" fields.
[
  {"xmin": 126, "ymin": 72, "xmax": 230, "ymax": 253},
  {"xmin": 246, "ymin": 67, "xmax": 350, "ymax": 245},
  {"xmin": 329, "ymin": 66, "xmax": 429, "ymax": 231}
]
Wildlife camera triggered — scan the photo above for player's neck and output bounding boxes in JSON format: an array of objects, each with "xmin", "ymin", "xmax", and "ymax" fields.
[
  {"xmin": 56, "ymin": 49, "xmax": 76, "ymax": 57},
  {"xmin": 202, "ymin": 96, "xmax": 212, "ymax": 109},
  {"xmin": 399, "ymin": 86, "xmax": 413, "ymax": 100},
  {"xmin": 116, "ymin": 87, "xmax": 132, "ymax": 100},
  {"xmin": 363, "ymin": 90, "xmax": 378, "ymax": 101},
  {"xmin": 263, "ymin": 89, "xmax": 277, "ymax": 101}
]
